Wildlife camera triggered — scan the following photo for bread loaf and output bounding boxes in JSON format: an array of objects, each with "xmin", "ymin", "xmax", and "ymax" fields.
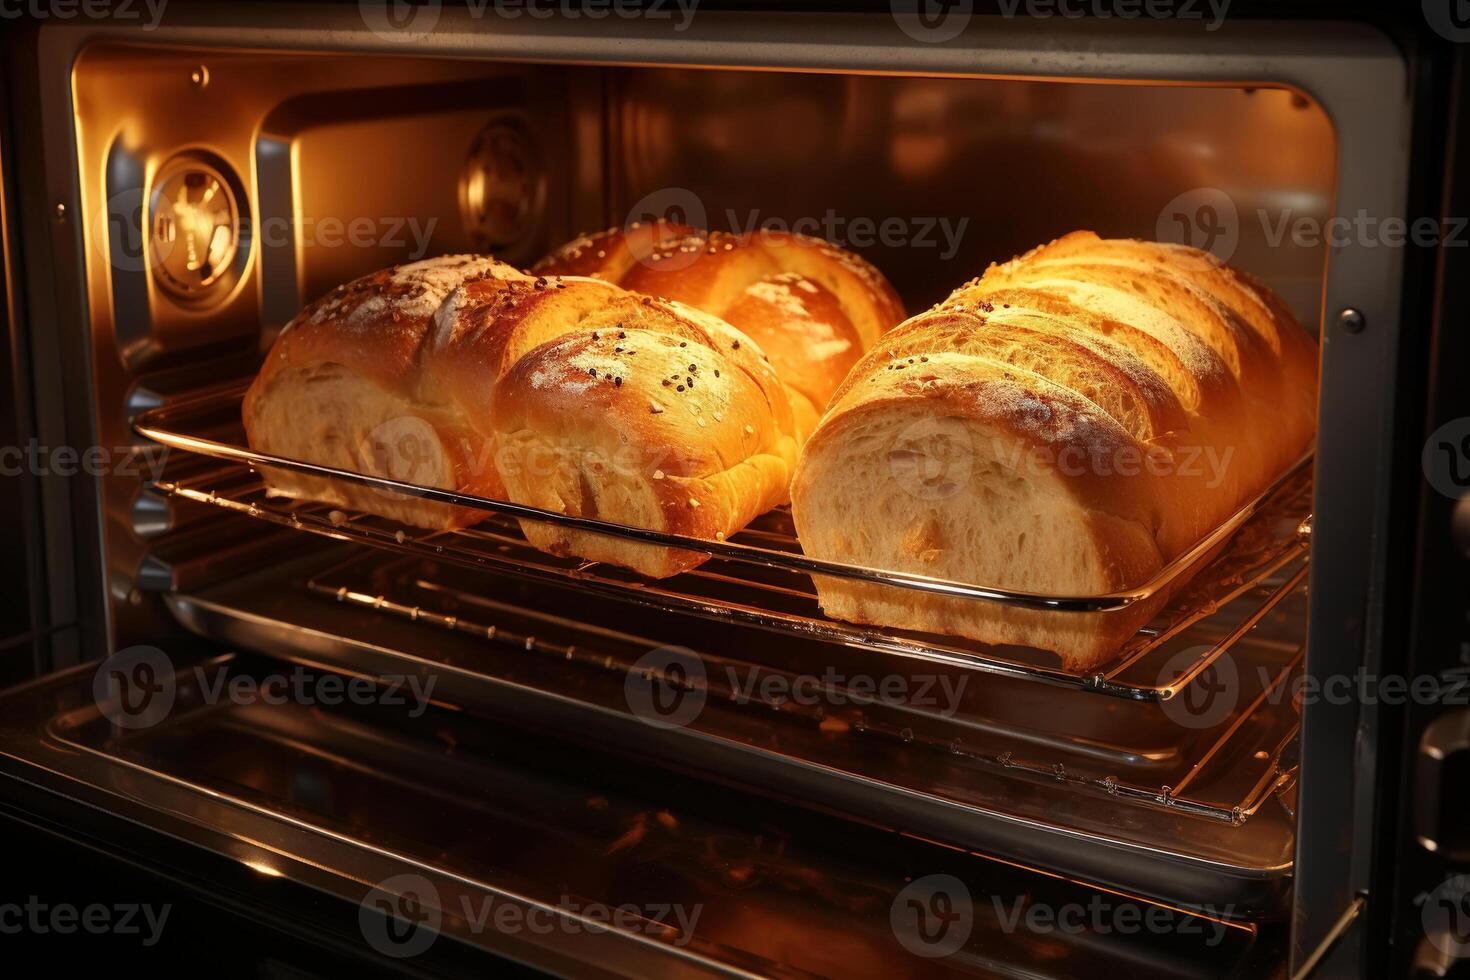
[
  {"xmin": 243, "ymin": 254, "xmax": 801, "ymax": 577},
  {"xmin": 534, "ymin": 221, "xmax": 906, "ymax": 434},
  {"xmin": 789, "ymin": 232, "xmax": 1318, "ymax": 671}
]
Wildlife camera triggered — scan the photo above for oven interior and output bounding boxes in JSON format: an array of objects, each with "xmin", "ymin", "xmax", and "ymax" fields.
[{"xmin": 27, "ymin": 39, "xmax": 1348, "ymax": 973}]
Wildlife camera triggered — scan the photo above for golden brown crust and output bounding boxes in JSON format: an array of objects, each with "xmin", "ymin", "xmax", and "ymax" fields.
[
  {"xmin": 534, "ymin": 221, "xmax": 906, "ymax": 421},
  {"xmin": 243, "ymin": 257, "xmax": 799, "ymax": 577},
  {"xmin": 791, "ymin": 231, "xmax": 1318, "ymax": 671}
]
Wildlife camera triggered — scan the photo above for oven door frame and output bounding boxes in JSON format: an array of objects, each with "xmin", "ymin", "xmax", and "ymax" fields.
[{"xmin": 6, "ymin": 6, "xmax": 1425, "ymax": 976}]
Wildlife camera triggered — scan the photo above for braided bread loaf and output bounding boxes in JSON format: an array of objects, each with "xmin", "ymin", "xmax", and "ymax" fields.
[
  {"xmin": 534, "ymin": 221, "xmax": 906, "ymax": 433},
  {"xmin": 243, "ymin": 254, "xmax": 801, "ymax": 577},
  {"xmin": 789, "ymin": 232, "xmax": 1318, "ymax": 671}
]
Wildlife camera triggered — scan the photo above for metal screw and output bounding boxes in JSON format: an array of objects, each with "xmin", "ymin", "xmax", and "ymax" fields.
[
  {"xmin": 53, "ymin": 203, "xmax": 66, "ymax": 222},
  {"xmin": 190, "ymin": 65, "xmax": 210, "ymax": 88},
  {"xmin": 1338, "ymin": 308, "xmax": 1366, "ymax": 334}
]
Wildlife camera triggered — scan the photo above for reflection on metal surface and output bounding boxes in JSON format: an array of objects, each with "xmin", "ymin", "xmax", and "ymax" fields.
[
  {"xmin": 149, "ymin": 155, "xmax": 241, "ymax": 298},
  {"xmin": 612, "ymin": 73, "xmax": 1336, "ymax": 321}
]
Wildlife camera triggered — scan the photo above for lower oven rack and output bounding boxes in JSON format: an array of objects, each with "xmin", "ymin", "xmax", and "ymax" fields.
[
  {"xmin": 156, "ymin": 541, "xmax": 1305, "ymax": 922},
  {"xmin": 301, "ymin": 549, "xmax": 1306, "ymax": 827}
]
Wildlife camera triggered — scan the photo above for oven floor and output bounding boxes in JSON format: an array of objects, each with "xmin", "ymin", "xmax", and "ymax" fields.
[{"xmin": 1, "ymin": 644, "xmax": 1288, "ymax": 978}]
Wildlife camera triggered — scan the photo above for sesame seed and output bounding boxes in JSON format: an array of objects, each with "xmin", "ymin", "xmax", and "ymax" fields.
[
  {"xmin": 688, "ymin": 498, "xmax": 699, "ymax": 508},
  {"xmin": 713, "ymin": 369, "xmax": 720, "ymax": 378},
  {"xmin": 715, "ymin": 530, "xmax": 725, "ymax": 540},
  {"xmin": 653, "ymin": 469, "xmax": 665, "ymax": 480},
  {"xmin": 650, "ymin": 401, "xmax": 663, "ymax": 414},
  {"xmin": 744, "ymin": 424, "xmax": 754, "ymax": 435},
  {"xmin": 688, "ymin": 364, "xmax": 697, "ymax": 372},
  {"xmin": 676, "ymin": 385, "xmax": 685, "ymax": 392}
]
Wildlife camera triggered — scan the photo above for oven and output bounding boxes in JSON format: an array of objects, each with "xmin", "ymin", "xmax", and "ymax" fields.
[{"xmin": 1, "ymin": 2, "xmax": 1467, "ymax": 977}]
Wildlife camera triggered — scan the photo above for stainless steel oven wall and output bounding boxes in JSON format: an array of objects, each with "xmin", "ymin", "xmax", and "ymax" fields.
[
  {"xmin": 607, "ymin": 70, "xmax": 1335, "ymax": 324},
  {"xmin": 61, "ymin": 46, "xmax": 595, "ymax": 648},
  {"xmin": 21, "ymin": 8, "xmax": 1410, "ymax": 976}
]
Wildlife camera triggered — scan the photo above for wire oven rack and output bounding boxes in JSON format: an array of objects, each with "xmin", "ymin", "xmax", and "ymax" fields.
[
  {"xmin": 296, "ymin": 548, "xmax": 1306, "ymax": 825},
  {"xmin": 135, "ymin": 382, "xmax": 1314, "ymax": 702}
]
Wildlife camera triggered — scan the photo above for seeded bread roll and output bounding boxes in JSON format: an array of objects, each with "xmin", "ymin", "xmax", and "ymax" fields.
[
  {"xmin": 243, "ymin": 255, "xmax": 800, "ymax": 577},
  {"xmin": 789, "ymin": 232, "xmax": 1318, "ymax": 671},
  {"xmin": 534, "ymin": 220, "xmax": 906, "ymax": 434}
]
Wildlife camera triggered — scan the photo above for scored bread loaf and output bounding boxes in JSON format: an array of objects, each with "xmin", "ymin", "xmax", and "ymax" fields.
[
  {"xmin": 534, "ymin": 220, "xmax": 907, "ymax": 435},
  {"xmin": 789, "ymin": 232, "xmax": 1318, "ymax": 672},
  {"xmin": 243, "ymin": 254, "xmax": 801, "ymax": 577}
]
